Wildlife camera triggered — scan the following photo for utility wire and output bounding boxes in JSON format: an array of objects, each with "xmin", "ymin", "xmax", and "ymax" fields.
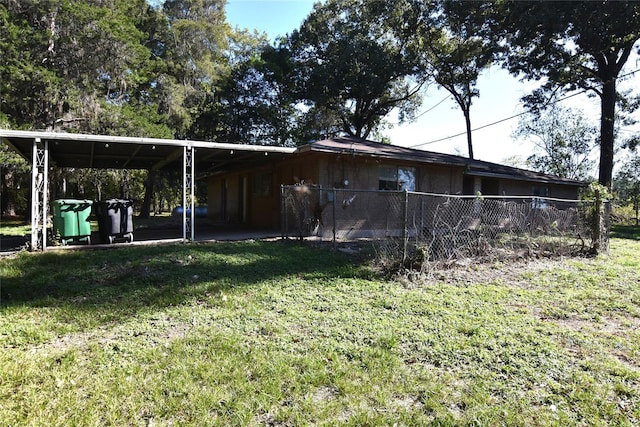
[
  {"xmin": 408, "ymin": 67, "xmax": 640, "ymax": 149},
  {"xmin": 409, "ymin": 90, "xmax": 587, "ymax": 148},
  {"xmin": 410, "ymin": 95, "xmax": 450, "ymax": 121}
]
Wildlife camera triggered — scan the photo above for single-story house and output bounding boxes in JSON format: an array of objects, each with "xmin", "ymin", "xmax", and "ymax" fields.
[{"xmin": 206, "ymin": 136, "xmax": 587, "ymax": 229}]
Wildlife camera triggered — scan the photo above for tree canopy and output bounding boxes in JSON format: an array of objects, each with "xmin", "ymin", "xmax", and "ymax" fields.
[
  {"xmin": 2, "ymin": 0, "xmax": 640, "ymax": 216},
  {"xmin": 425, "ymin": 1, "xmax": 496, "ymax": 159},
  {"xmin": 289, "ymin": 0, "xmax": 429, "ymax": 139},
  {"xmin": 513, "ymin": 105, "xmax": 597, "ymax": 181},
  {"xmin": 452, "ymin": 0, "xmax": 640, "ymax": 187},
  {"xmin": 614, "ymin": 152, "xmax": 640, "ymax": 224}
]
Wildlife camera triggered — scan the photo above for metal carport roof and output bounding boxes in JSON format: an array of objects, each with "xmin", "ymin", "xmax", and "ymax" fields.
[
  {"xmin": 0, "ymin": 129, "xmax": 296, "ymax": 250},
  {"xmin": 0, "ymin": 129, "xmax": 295, "ymax": 172}
]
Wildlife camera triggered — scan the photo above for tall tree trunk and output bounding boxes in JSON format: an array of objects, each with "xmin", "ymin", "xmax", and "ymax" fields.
[
  {"xmin": 464, "ymin": 108, "xmax": 474, "ymax": 160},
  {"xmin": 138, "ymin": 169, "xmax": 156, "ymax": 219},
  {"xmin": 1, "ymin": 168, "xmax": 17, "ymax": 216},
  {"xmin": 120, "ymin": 169, "xmax": 130, "ymax": 199},
  {"xmin": 598, "ymin": 75, "xmax": 616, "ymax": 188}
]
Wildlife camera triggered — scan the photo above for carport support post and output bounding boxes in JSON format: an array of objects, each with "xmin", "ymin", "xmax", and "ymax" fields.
[
  {"xmin": 30, "ymin": 138, "xmax": 49, "ymax": 251},
  {"xmin": 182, "ymin": 145, "xmax": 195, "ymax": 242}
]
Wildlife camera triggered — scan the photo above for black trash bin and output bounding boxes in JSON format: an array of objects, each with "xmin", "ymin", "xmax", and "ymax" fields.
[{"xmin": 94, "ymin": 199, "xmax": 134, "ymax": 244}]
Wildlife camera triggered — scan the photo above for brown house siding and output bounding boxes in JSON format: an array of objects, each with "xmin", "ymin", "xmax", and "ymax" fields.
[
  {"xmin": 207, "ymin": 166, "xmax": 280, "ymax": 228},
  {"xmin": 206, "ymin": 142, "xmax": 584, "ymax": 230},
  {"xmin": 478, "ymin": 178, "xmax": 580, "ymax": 199}
]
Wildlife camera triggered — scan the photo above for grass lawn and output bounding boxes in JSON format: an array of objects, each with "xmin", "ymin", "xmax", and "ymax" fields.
[
  {"xmin": 0, "ymin": 217, "xmax": 31, "ymax": 237},
  {"xmin": 1, "ymin": 228, "xmax": 639, "ymax": 426}
]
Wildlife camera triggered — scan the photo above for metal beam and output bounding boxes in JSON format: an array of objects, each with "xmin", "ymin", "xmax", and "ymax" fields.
[
  {"xmin": 122, "ymin": 145, "xmax": 142, "ymax": 168},
  {"xmin": 30, "ymin": 138, "xmax": 48, "ymax": 251},
  {"xmin": 182, "ymin": 145, "xmax": 195, "ymax": 242}
]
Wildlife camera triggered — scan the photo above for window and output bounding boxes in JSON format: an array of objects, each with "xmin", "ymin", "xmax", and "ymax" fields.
[
  {"xmin": 532, "ymin": 186, "xmax": 549, "ymax": 209},
  {"xmin": 379, "ymin": 166, "xmax": 416, "ymax": 191}
]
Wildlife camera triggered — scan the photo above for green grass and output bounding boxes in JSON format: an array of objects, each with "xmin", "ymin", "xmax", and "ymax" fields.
[
  {"xmin": 1, "ymin": 235, "xmax": 639, "ymax": 426},
  {"xmin": 0, "ymin": 217, "xmax": 30, "ymax": 237},
  {"xmin": 611, "ymin": 224, "xmax": 640, "ymax": 240}
]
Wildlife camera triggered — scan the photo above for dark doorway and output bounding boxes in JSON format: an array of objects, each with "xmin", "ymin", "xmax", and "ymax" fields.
[{"xmin": 463, "ymin": 175, "xmax": 475, "ymax": 195}]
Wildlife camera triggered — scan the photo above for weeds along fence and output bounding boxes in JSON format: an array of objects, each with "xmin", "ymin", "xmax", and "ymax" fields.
[{"xmin": 281, "ymin": 185, "xmax": 610, "ymax": 269}]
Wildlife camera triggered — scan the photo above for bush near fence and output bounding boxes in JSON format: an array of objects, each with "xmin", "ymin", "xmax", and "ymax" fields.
[{"xmin": 281, "ymin": 185, "xmax": 610, "ymax": 271}]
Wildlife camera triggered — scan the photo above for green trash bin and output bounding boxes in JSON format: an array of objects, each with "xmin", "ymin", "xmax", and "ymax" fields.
[{"xmin": 52, "ymin": 199, "xmax": 93, "ymax": 245}]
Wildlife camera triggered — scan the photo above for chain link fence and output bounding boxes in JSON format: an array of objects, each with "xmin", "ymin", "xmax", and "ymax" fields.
[{"xmin": 281, "ymin": 185, "xmax": 610, "ymax": 271}]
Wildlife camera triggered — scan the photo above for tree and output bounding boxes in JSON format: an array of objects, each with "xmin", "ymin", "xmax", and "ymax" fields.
[
  {"xmin": 0, "ymin": 0, "xmax": 66, "ymax": 129},
  {"xmin": 0, "ymin": 0, "xmax": 180, "ymax": 137},
  {"xmin": 425, "ymin": 2, "xmax": 495, "ymax": 159},
  {"xmin": 512, "ymin": 105, "xmax": 597, "ymax": 181},
  {"xmin": 160, "ymin": 0, "xmax": 231, "ymax": 139},
  {"xmin": 472, "ymin": 1, "xmax": 640, "ymax": 188},
  {"xmin": 425, "ymin": 35, "xmax": 491, "ymax": 159},
  {"xmin": 289, "ymin": 0, "xmax": 428, "ymax": 139},
  {"xmin": 0, "ymin": 143, "xmax": 30, "ymax": 216},
  {"xmin": 213, "ymin": 35, "xmax": 303, "ymax": 146}
]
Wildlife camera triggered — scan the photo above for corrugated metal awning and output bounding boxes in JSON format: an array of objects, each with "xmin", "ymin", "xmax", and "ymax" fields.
[{"xmin": 0, "ymin": 129, "xmax": 295, "ymax": 173}]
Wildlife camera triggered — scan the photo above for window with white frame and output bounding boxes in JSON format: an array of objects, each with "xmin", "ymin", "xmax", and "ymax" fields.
[
  {"xmin": 379, "ymin": 166, "xmax": 416, "ymax": 191},
  {"xmin": 532, "ymin": 186, "xmax": 549, "ymax": 208}
]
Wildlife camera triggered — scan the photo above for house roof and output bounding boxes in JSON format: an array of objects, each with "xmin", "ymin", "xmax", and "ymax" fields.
[
  {"xmin": 298, "ymin": 136, "xmax": 587, "ymax": 187},
  {"xmin": 1, "ymin": 129, "xmax": 587, "ymax": 187}
]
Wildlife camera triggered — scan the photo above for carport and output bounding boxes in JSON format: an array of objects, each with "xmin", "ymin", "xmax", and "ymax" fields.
[{"xmin": 0, "ymin": 129, "xmax": 295, "ymax": 250}]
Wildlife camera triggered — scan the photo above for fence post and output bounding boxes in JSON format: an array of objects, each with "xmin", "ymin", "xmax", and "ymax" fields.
[
  {"xmin": 280, "ymin": 185, "xmax": 285, "ymax": 240},
  {"xmin": 604, "ymin": 199, "xmax": 611, "ymax": 253},
  {"xmin": 591, "ymin": 188, "xmax": 602, "ymax": 253},
  {"xmin": 420, "ymin": 196, "xmax": 425, "ymax": 243},
  {"xmin": 332, "ymin": 188, "xmax": 337, "ymax": 249},
  {"xmin": 402, "ymin": 189, "xmax": 409, "ymax": 266}
]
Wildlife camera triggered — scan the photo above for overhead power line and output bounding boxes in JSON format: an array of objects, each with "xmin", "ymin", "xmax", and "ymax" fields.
[
  {"xmin": 408, "ymin": 67, "xmax": 640, "ymax": 149},
  {"xmin": 408, "ymin": 90, "xmax": 587, "ymax": 149},
  {"xmin": 411, "ymin": 95, "xmax": 450, "ymax": 121}
]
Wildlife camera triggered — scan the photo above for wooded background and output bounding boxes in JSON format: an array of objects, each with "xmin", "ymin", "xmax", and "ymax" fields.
[{"xmin": 1, "ymin": 0, "xmax": 639, "ymax": 220}]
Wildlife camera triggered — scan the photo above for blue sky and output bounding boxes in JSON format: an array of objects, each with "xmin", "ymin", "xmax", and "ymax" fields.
[{"xmin": 225, "ymin": 0, "xmax": 316, "ymax": 39}]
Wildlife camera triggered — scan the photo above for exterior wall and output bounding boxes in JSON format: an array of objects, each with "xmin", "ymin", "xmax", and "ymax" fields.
[
  {"xmin": 291, "ymin": 153, "xmax": 464, "ymax": 194},
  {"xmin": 491, "ymin": 178, "xmax": 581, "ymax": 200},
  {"xmin": 497, "ymin": 179, "xmax": 529, "ymax": 196},
  {"xmin": 207, "ymin": 173, "xmax": 245, "ymax": 223},
  {"xmin": 226, "ymin": 176, "xmax": 241, "ymax": 222},
  {"xmin": 206, "ymin": 152, "xmax": 583, "ymax": 231},
  {"xmin": 249, "ymin": 171, "xmax": 278, "ymax": 228},
  {"xmin": 548, "ymin": 183, "xmax": 581, "ymax": 200},
  {"xmin": 279, "ymin": 155, "xmax": 467, "ymax": 236},
  {"xmin": 206, "ymin": 158, "xmax": 307, "ymax": 229},
  {"xmin": 207, "ymin": 176, "xmax": 223, "ymax": 221},
  {"xmin": 423, "ymin": 164, "xmax": 464, "ymax": 194},
  {"xmin": 278, "ymin": 154, "xmax": 319, "ymax": 186}
]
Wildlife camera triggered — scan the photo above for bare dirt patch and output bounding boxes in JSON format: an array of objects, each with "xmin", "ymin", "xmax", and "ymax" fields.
[{"xmin": 30, "ymin": 313, "xmax": 191, "ymax": 355}]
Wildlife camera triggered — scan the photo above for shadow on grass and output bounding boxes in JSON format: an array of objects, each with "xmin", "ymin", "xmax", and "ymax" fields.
[
  {"xmin": 610, "ymin": 224, "xmax": 640, "ymax": 240},
  {"xmin": 0, "ymin": 234, "xmax": 28, "ymax": 252},
  {"xmin": 0, "ymin": 240, "xmax": 366, "ymax": 322}
]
